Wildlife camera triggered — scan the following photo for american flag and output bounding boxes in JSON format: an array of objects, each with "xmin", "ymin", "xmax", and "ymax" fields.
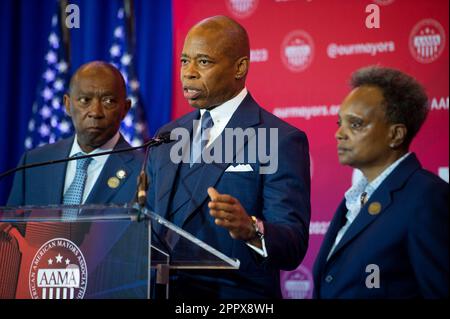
[
  {"xmin": 109, "ymin": 7, "xmax": 148, "ymax": 146},
  {"xmin": 24, "ymin": 11, "xmax": 72, "ymax": 150}
]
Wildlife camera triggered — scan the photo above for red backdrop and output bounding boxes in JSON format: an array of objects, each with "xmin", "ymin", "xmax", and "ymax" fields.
[{"xmin": 172, "ymin": 0, "xmax": 449, "ymax": 298}]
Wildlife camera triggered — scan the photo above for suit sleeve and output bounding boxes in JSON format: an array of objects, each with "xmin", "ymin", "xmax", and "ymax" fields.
[
  {"xmin": 6, "ymin": 153, "xmax": 27, "ymax": 206},
  {"xmin": 407, "ymin": 178, "xmax": 449, "ymax": 298},
  {"xmin": 262, "ymin": 129, "xmax": 311, "ymax": 270}
]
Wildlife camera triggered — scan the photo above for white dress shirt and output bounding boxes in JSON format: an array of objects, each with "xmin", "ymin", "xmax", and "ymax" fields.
[
  {"xmin": 63, "ymin": 132, "xmax": 120, "ymax": 203},
  {"xmin": 196, "ymin": 87, "xmax": 248, "ymax": 148}
]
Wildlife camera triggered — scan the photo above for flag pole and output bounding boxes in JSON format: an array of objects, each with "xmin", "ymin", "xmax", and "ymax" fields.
[
  {"xmin": 120, "ymin": 0, "xmax": 149, "ymax": 142},
  {"xmin": 124, "ymin": 0, "xmax": 135, "ymax": 57},
  {"xmin": 59, "ymin": 0, "xmax": 71, "ymax": 67}
]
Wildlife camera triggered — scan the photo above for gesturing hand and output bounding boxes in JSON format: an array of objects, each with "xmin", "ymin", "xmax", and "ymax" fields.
[{"xmin": 207, "ymin": 187, "xmax": 260, "ymax": 247}]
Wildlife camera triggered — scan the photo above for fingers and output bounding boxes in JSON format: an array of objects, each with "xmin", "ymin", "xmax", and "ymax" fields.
[
  {"xmin": 208, "ymin": 201, "xmax": 234, "ymax": 212},
  {"xmin": 207, "ymin": 187, "xmax": 251, "ymax": 241},
  {"xmin": 207, "ymin": 187, "xmax": 236, "ymax": 204},
  {"xmin": 208, "ymin": 193, "xmax": 238, "ymax": 221},
  {"xmin": 209, "ymin": 207, "xmax": 234, "ymax": 222},
  {"xmin": 207, "ymin": 187, "xmax": 219, "ymax": 201},
  {"xmin": 213, "ymin": 215, "xmax": 230, "ymax": 226}
]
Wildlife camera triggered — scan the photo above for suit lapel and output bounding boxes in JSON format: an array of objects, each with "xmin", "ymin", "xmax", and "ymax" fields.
[
  {"xmin": 49, "ymin": 137, "xmax": 74, "ymax": 204},
  {"xmin": 314, "ymin": 200, "xmax": 347, "ymax": 273},
  {"xmin": 85, "ymin": 136, "xmax": 135, "ymax": 204},
  {"xmin": 328, "ymin": 194, "xmax": 390, "ymax": 261},
  {"xmin": 155, "ymin": 111, "xmax": 199, "ymax": 220},
  {"xmin": 179, "ymin": 94, "xmax": 261, "ymax": 227},
  {"xmin": 327, "ymin": 153, "xmax": 422, "ymax": 261}
]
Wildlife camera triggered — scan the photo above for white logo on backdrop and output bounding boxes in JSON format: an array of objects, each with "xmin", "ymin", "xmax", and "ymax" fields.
[
  {"xmin": 409, "ymin": 19, "xmax": 446, "ymax": 64},
  {"xmin": 281, "ymin": 30, "xmax": 314, "ymax": 72},
  {"xmin": 282, "ymin": 265, "xmax": 313, "ymax": 299},
  {"xmin": 226, "ymin": 0, "xmax": 259, "ymax": 18}
]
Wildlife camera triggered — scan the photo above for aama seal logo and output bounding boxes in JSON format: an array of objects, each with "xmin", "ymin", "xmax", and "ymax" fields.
[
  {"xmin": 281, "ymin": 30, "xmax": 314, "ymax": 72},
  {"xmin": 409, "ymin": 19, "xmax": 446, "ymax": 64},
  {"xmin": 226, "ymin": 0, "xmax": 259, "ymax": 19},
  {"xmin": 29, "ymin": 238, "xmax": 87, "ymax": 299},
  {"xmin": 281, "ymin": 265, "xmax": 313, "ymax": 299}
]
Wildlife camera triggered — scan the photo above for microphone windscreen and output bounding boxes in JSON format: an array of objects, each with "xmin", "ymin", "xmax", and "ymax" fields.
[{"xmin": 157, "ymin": 131, "xmax": 172, "ymax": 143}]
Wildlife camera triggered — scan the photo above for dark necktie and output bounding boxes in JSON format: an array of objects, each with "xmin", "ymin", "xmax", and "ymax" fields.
[
  {"xmin": 200, "ymin": 111, "xmax": 214, "ymax": 152},
  {"xmin": 191, "ymin": 111, "xmax": 214, "ymax": 164}
]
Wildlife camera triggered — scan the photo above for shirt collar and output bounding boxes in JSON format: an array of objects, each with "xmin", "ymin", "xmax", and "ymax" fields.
[
  {"xmin": 200, "ymin": 87, "xmax": 248, "ymax": 124},
  {"xmin": 69, "ymin": 131, "xmax": 120, "ymax": 164},
  {"xmin": 367, "ymin": 152, "xmax": 411, "ymax": 194},
  {"xmin": 345, "ymin": 152, "xmax": 411, "ymax": 205}
]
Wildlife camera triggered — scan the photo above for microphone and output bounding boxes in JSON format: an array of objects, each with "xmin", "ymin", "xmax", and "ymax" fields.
[
  {"xmin": 136, "ymin": 131, "xmax": 172, "ymax": 208},
  {"xmin": 0, "ymin": 132, "xmax": 172, "ymax": 181}
]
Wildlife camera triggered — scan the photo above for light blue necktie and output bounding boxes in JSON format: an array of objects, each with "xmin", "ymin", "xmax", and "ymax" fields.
[{"xmin": 62, "ymin": 153, "xmax": 93, "ymax": 220}]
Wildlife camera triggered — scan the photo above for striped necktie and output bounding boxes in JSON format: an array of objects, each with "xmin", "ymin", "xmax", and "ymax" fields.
[
  {"xmin": 191, "ymin": 111, "xmax": 214, "ymax": 164},
  {"xmin": 200, "ymin": 111, "xmax": 214, "ymax": 151}
]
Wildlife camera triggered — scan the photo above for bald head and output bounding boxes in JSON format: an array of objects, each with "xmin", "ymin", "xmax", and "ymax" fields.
[
  {"xmin": 181, "ymin": 16, "xmax": 250, "ymax": 109},
  {"xmin": 69, "ymin": 61, "xmax": 127, "ymax": 97},
  {"xmin": 189, "ymin": 15, "xmax": 250, "ymax": 62}
]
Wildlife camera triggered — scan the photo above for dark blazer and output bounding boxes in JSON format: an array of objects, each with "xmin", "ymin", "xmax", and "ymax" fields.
[
  {"xmin": 146, "ymin": 93, "xmax": 311, "ymax": 298},
  {"xmin": 2, "ymin": 135, "xmax": 144, "ymax": 298},
  {"xmin": 7, "ymin": 134, "xmax": 144, "ymax": 206},
  {"xmin": 313, "ymin": 153, "xmax": 449, "ymax": 299}
]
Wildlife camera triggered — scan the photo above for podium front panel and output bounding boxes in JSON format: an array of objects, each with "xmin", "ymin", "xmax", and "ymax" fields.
[{"xmin": 0, "ymin": 205, "xmax": 148, "ymax": 299}]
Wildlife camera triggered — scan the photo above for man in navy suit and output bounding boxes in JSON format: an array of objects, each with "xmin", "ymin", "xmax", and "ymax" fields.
[
  {"xmin": 313, "ymin": 66, "xmax": 449, "ymax": 299},
  {"xmin": 1, "ymin": 62, "xmax": 144, "ymax": 298},
  {"xmin": 7, "ymin": 61, "xmax": 143, "ymax": 207},
  {"xmin": 146, "ymin": 16, "xmax": 310, "ymax": 299}
]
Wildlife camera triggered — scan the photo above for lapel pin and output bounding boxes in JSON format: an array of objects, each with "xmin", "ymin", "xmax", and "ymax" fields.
[
  {"xmin": 116, "ymin": 169, "xmax": 126, "ymax": 180},
  {"xmin": 108, "ymin": 177, "xmax": 120, "ymax": 189},
  {"xmin": 368, "ymin": 202, "xmax": 382, "ymax": 215}
]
